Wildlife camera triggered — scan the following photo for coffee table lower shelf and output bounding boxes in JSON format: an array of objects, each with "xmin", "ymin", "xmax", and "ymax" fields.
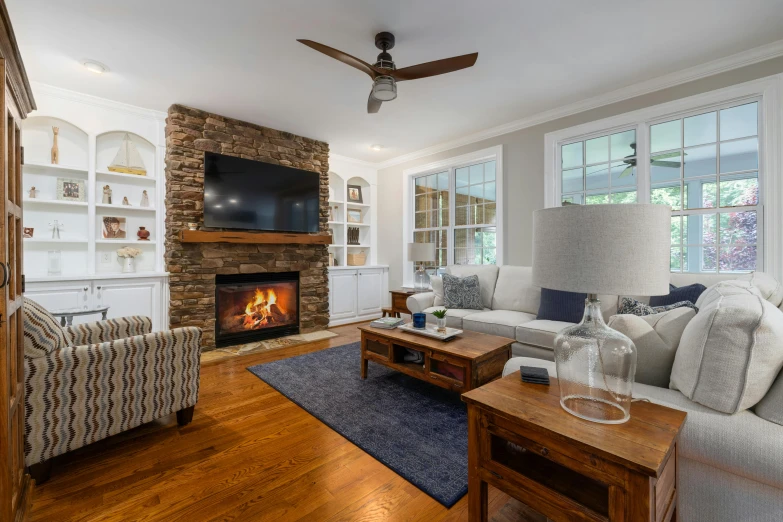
[{"xmin": 359, "ymin": 327, "xmax": 511, "ymax": 392}]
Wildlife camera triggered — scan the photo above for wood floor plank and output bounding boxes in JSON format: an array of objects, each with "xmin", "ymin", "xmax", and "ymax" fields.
[{"xmin": 29, "ymin": 322, "xmax": 543, "ymax": 522}]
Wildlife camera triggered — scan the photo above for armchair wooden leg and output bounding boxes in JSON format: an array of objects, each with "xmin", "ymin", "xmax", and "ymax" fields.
[
  {"xmin": 29, "ymin": 459, "xmax": 52, "ymax": 485},
  {"xmin": 177, "ymin": 405, "xmax": 195, "ymax": 426}
]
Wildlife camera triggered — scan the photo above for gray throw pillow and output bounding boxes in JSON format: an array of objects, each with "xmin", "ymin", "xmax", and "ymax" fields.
[
  {"xmin": 442, "ymin": 274, "xmax": 483, "ymax": 310},
  {"xmin": 617, "ymin": 296, "xmax": 698, "ymax": 316}
]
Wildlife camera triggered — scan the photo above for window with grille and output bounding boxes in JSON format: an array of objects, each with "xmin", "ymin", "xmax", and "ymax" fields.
[
  {"xmin": 411, "ymin": 157, "xmax": 499, "ymax": 275},
  {"xmin": 554, "ymin": 97, "xmax": 762, "ymax": 274}
]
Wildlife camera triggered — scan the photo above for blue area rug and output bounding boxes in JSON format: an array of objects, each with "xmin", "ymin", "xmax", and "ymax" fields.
[{"xmin": 247, "ymin": 342, "xmax": 468, "ymax": 507}]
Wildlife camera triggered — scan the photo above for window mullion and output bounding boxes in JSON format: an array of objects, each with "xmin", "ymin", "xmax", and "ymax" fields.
[{"xmin": 637, "ymin": 123, "xmax": 651, "ymax": 203}]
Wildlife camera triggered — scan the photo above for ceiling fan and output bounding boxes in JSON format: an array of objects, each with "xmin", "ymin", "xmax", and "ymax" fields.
[
  {"xmin": 297, "ymin": 32, "xmax": 478, "ymax": 113},
  {"xmin": 591, "ymin": 143, "xmax": 686, "ymax": 178}
]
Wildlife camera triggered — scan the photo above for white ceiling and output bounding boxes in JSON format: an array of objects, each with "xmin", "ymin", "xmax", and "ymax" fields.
[{"xmin": 8, "ymin": 0, "xmax": 783, "ymax": 163}]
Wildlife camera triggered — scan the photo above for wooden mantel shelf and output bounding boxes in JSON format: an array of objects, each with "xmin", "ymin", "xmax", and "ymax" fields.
[{"xmin": 179, "ymin": 230, "xmax": 332, "ymax": 245}]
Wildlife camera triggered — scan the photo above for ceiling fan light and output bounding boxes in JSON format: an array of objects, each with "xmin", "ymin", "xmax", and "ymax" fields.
[{"xmin": 372, "ymin": 76, "xmax": 397, "ymax": 102}]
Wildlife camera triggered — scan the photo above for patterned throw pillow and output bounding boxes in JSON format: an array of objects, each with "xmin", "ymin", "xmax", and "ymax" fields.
[
  {"xmin": 23, "ymin": 298, "xmax": 71, "ymax": 358},
  {"xmin": 649, "ymin": 283, "xmax": 707, "ymax": 307},
  {"xmin": 617, "ymin": 297, "xmax": 698, "ymax": 317},
  {"xmin": 442, "ymin": 274, "xmax": 484, "ymax": 310}
]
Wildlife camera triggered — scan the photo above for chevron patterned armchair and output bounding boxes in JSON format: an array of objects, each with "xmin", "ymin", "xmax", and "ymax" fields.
[{"xmin": 22, "ymin": 298, "xmax": 202, "ymax": 483}]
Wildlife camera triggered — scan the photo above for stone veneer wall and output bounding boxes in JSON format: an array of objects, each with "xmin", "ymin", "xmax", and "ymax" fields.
[{"xmin": 165, "ymin": 104, "xmax": 330, "ymax": 350}]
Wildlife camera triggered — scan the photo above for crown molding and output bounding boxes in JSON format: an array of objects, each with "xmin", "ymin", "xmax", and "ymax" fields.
[
  {"xmin": 328, "ymin": 153, "xmax": 378, "ymax": 169},
  {"xmin": 31, "ymin": 82, "xmax": 167, "ymax": 122},
  {"xmin": 368, "ymin": 38, "xmax": 783, "ymax": 170}
]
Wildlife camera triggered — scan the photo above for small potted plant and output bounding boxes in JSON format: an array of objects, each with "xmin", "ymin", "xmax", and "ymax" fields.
[
  {"xmin": 117, "ymin": 246, "xmax": 142, "ymax": 273},
  {"xmin": 432, "ymin": 309, "xmax": 447, "ymax": 332}
]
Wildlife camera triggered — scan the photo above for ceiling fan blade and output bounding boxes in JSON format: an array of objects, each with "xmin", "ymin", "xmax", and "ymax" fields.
[
  {"xmin": 390, "ymin": 52, "xmax": 478, "ymax": 81},
  {"xmin": 367, "ymin": 91, "xmax": 381, "ymax": 114},
  {"xmin": 650, "ymin": 161, "xmax": 681, "ymax": 168},
  {"xmin": 297, "ymin": 39, "xmax": 380, "ymax": 79},
  {"xmin": 652, "ymin": 151, "xmax": 681, "ymax": 160},
  {"xmin": 619, "ymin": 166, "xmax": 634, "ymax": 178}
]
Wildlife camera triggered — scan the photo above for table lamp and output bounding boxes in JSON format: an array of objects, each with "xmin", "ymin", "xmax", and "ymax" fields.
[
  {"xmin": 408, "ymin": 242, "xmax": 436, "ymax": 290},
  {"xmin": 532, "ymin": 204, "xmax": 670, "ymax": 424}
]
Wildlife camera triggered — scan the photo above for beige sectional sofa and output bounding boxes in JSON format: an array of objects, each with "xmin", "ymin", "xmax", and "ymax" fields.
[
  {"xmin": 408, "ymin": 264, "xmax": 783, "ymax": 522},
  {"xmin": 406, "ymin": 264, "xmax": 739, "ymax": 358}
]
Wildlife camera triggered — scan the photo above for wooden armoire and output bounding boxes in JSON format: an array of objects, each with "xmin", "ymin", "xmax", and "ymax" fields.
[{"xmin": 0, "ymin": 1, "xmax": 36, "ymax": 521}]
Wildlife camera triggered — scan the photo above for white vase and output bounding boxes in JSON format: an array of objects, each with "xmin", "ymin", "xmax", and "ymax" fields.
[
  {"xmin": 122, "ymin": 256, "xmax": 136, "ymax": 273},
  {"xmin": 436, "ymin": 317, "xmax": 447, "ymax": 331}
]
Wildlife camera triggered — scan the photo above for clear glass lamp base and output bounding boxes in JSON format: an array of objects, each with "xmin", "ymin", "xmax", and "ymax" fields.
[
  {"xmin": 414, "ymin": 265, "xmax": 430, "ymax": 290},
  {"xmin": 554, "ymin": 296, "xmax": 637, "ymax": 424}
]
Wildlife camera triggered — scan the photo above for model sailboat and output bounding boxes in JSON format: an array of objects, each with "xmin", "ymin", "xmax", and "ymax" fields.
[{"xmin": 108, "ymin": 133, "xmax": 147, "ymax": 176}]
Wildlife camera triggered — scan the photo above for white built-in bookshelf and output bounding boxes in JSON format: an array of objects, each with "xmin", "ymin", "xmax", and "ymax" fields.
[
  {"xmin": 327, "ymin": 172, "xmax": 373, "ymax": 267},
  {"xmin": 21, "ymin": 115, "xmax": 163, "ymax": 279}
]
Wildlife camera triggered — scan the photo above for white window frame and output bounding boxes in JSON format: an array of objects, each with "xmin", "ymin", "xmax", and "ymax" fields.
[
  {"xmin": 402, "ymin": 145, "xmax": 504, "ymax": 287},
  {"xmin": 544, "ymin": 75, "xmax": 783, "ymax": 281}
]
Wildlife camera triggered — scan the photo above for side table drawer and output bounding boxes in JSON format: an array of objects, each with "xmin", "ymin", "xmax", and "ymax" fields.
[{"xmin": 391, "ymin": 292, "xmax": 410, "ymax": 314}]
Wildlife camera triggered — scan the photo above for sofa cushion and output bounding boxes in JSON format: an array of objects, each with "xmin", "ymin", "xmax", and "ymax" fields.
[
  {"xmin": 504, "ymin": 357, "xmax": 783, "ymax": 491},
  {"xmin": 607, "ymin": 308, "xmax": 696, "ymax": 387},
  {"xmin": 463, "ymin": 310, "xmax": 536, "ymax": 339},
  {"xmin": 738, "ymin": 271, "xmax": 783, "ymax": 307},
  {"xmin": 491, "ymin": 266, "xmax": 540, "ymax": 314},
  {"xmin": 442, "ymin": 274, "xmax": 484, "ymax": 310},
  {"xmin": 694, "ymin": 280, "xmax": 758, "ymax": 309},
  {"xmin": 423, "ymin": 306, "xmax": 487, "ymax": 329},
  {"xmin": 447, "ymin": 265, "xmax": 499, "ymax": 309},
  {"xmin": 670, "ymin": 286, "xmax": 783, "ymax": 413},
  {"xmin": 649, "ymin": 283, "xmax": 707, "ymax": 307},
  {"xmin": 431, "ymin": 275, "xmax": 445, "ymax": 307},
  {"xmin": 755, "ymin": 369, "xmax": 783, "ymax": 426},
  {"xmin": 23, "ymin": 298, "xmax": 71, "ymax": 358},
  {"xmin": 537, "ymin": 288, "xmax": 586, "ymax": 323},
  {"xmin": 617, "ymin": 296, "xmax": 698, "ymax": 316},
  {"xmin": 515, "ymin": 319, "xmax": 572, "ymax": 350}
]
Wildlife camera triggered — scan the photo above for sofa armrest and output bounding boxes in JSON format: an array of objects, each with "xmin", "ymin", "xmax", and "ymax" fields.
[
  {"xmin": 406, "ymin": 292, "xmax": 435, "ymax": 313},
  {"xmin": 63, "ymin": 316, "xmax": 153, "ymax": 345},
  {"xmin": 25, "ymin": 326, "xmax": 202, "ymax": 466}
]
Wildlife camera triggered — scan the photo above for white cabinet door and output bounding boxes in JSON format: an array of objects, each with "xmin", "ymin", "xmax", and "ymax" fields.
[
  {"xmin": 329, "ymin": 270, "xmax": 357, "ymax": 319},
  {"xmin": 94, "ymin": 279, "xmax": 161, "ymax": 330},
  {"xmin": 357, "ymin": 269, "xmax": 382, "ymax": 315},
  {"xmin": 24, "ymin": 282, "xmax": 93, "ymax": 324}
]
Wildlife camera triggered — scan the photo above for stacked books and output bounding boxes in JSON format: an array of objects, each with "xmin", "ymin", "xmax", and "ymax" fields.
[{"xmin": 370, "ymin": 317, "xmax": 404, "ymax": 329}]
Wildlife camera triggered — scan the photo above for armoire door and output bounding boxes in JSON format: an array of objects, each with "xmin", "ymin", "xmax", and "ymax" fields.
[
  {"xmin": 0, "ymin": 3, "xmax": 37, "ymax": 518},
  {"xmin": 1, "ymin": 78, "xmax": 32, "ymax": 520}
]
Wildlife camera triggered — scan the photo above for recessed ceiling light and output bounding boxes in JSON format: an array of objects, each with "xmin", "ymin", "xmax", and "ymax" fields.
[
  {"xmin": 229, "ymin": 199, "xmax": 237, "ymax": 203},
  {"xmin": 370, "ymin": 144, "xmax": 383, "ymax": 151},
  {"xmin": 82, "ymin": 60, "xmax": 108, "ymax": 74},
  {"xmin": 214, "ymin": 204, "xmax": 222, "ymax": 208}
]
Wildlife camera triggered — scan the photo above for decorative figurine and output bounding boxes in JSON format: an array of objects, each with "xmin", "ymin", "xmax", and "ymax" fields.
[
  {"xmin": 102, "ymin": 185, "xmax": 112, "ymax": 204},
  {"xmin": 140, "ymin": 189, "xmax": 150, "ymax": 207},
  {"xmin": 28, "ymin": 186, "xmax": 37, "ymax": 199},
  {"xmin": 51, "ymin": 126, "xmax": 60, "ymax": 164},
  {"xmin": 122, "ymin": 196, "xmax": 131, "ymax": 206},
  {"xmin": 49, "ymin": 220, "xmax": 63, "ymax": 239}
]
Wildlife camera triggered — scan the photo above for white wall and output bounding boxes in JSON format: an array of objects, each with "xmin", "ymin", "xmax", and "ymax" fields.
[{"xmin": 376, "ymin": 56, "xmax": 783, "ymax": 291}]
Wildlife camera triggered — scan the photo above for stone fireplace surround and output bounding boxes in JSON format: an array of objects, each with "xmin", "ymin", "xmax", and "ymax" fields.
[{"xmin": 165, "ymin": 104, "xmax": 330, "ymax": 350}]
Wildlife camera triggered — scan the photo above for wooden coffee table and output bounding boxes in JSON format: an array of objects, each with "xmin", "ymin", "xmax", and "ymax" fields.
[{"xmin": 358, "ymin": 325, "xmax": 512, "ymax": 392}]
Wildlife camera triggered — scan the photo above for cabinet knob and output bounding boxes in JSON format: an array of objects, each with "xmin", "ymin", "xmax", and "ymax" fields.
[{"xmin": 83, "ymin": 286, "xmax": 89, "ymax": 292}]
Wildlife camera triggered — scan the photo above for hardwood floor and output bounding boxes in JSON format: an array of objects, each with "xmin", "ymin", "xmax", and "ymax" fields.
[{"xmin": 30, "ymin": 322, "xmax": 541, "ymax": 522}]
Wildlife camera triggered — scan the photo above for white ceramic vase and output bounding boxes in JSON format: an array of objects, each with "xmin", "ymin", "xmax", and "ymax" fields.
[{"xmin": 122, "ymin": 256, "xmax": 136, "ymax": 273}]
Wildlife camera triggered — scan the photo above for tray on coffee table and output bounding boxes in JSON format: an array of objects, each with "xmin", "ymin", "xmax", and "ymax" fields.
[{"xmin": 397, "ymin": 322, "xmax": 463, "ymax": 341}]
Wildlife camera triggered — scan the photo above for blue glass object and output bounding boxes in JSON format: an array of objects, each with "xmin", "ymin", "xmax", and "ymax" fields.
[{"xmin": 412, "ymin": 313, "xmax": 426, "ymax": 329}]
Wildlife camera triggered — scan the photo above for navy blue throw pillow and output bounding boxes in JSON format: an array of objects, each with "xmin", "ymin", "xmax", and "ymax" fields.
[
  {"xmin": 649, "ymin": 283, "xmax": 707, "ymax": 307},
  {"xmin": 537, "ymin": 288, "xmax": 587, "ymax": 324}
]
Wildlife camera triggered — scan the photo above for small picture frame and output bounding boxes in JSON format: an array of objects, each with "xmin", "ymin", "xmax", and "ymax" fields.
[
  {"xmin": 23, "ymin": 227, "xmax": 34, "ymax": 238},
  {"xmin": 57, "ymin": 178, "xmax": 86, "ymax": 202},
  {"xmin": 347, "ymin": 184, "xmax": 363, "ymax": 204},
  {"xmin": 102, "ymin": 216, "xmax": 127, "ymax": 239},
  {"xmin": 347, "ymin": 209, "xmax": 362, "ymax": 224}
]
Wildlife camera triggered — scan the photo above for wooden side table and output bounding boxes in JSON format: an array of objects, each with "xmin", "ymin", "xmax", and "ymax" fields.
[
  {"xmin": 389, "ymin": 288, "xmax": 422, "ymax": 316},
  {"xmin": 462, "ymin": 372, "xmax": 686, "ymax": 522}
]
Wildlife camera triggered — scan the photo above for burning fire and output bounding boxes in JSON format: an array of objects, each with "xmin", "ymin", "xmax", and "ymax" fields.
[{"xmin": 243, "ymin": 287, "xmax": 279, "ymax": 328}]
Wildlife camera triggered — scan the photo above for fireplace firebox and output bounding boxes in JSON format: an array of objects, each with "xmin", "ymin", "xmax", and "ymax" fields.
[{"xmin": 215, "ymin": 272, "xmax": 300, "ymax": 347}]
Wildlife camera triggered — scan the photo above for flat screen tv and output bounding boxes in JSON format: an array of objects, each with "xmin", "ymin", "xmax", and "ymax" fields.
[{"xmin": 203, "ymin": 152, "xmax": 320, "ymax": 233}]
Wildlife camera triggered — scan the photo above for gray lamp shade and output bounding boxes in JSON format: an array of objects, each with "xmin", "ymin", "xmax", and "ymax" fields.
[
  {"xmin": 408, "ymin": 242, "xmax": 436, "ymax": 263},
  {"xmin": 533, "ymin": 204, "xmax": 671, "ymax": 296}
]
